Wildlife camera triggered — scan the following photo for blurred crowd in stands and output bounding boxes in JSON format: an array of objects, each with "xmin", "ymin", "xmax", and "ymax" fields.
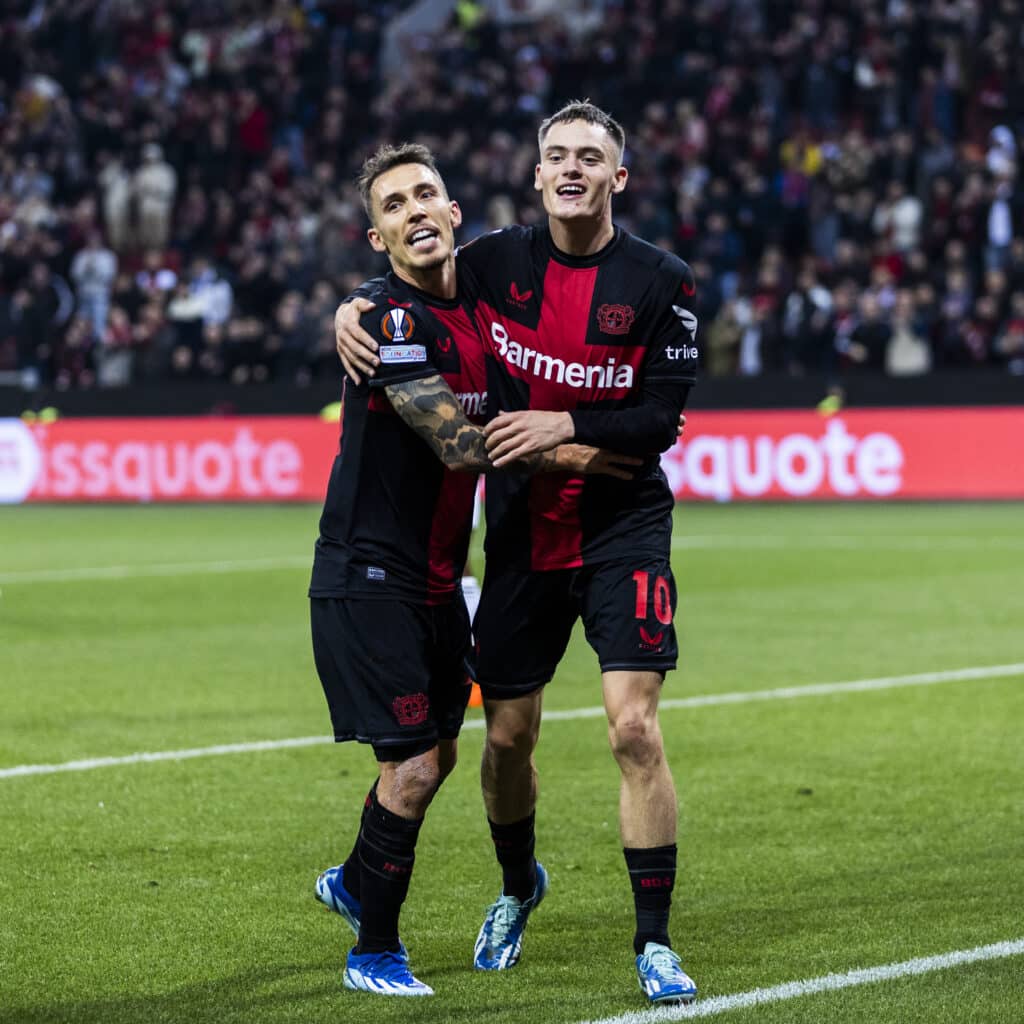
[{"xmin": 1, "ymin": 0, "xmax": 1023, "ymax": 391}]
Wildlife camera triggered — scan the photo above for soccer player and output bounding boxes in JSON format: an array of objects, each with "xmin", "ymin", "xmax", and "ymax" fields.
[
  {"xmin": 334, "ymin": 102, "xmax": 699, "ymax": 1005},
  {"xmin": 311, "ymin": 141, "xmax": 637, "ymax": 998}
]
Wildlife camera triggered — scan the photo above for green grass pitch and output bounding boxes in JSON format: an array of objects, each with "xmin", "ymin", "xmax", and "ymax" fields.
[{"xmin": 1, "ymin": 502, "xmax": 1022, "ymax": 1024}]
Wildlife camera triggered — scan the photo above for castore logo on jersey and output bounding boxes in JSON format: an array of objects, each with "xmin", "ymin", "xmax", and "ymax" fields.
[{"xmin": 506, "ymin": 281, "xmax": 533, "ymax": 308}]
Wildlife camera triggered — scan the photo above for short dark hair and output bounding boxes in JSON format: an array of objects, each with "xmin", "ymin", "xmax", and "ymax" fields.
[
  {"xmin": 357, "ymin": 143, "xmax": 446, "ymax": 217},
  {"xmin": 538, "ymin": 101, "xmax": 626, "ymax": 161}
]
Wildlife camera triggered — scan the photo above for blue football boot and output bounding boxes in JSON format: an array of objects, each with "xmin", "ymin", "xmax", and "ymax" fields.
[
  {"xmin": 635, "ymin": 942, "xmax": 698, "ymax": 1004},
  {"xmin": 314, "ymin": 863, "xmax": 361, "ymax": 935},
  {"xmin": 343, "ymin": 946, "xmax": 433, "ymax": 996},
  {"xmin": 473, "ymin": 862, "xmax": 549, "ymax": 970}
]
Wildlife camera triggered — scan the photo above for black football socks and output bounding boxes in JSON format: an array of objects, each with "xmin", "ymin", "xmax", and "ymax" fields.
[
  {"xmin": 355, "ymin": 789, "xmax": 423, "ymax": 954},
  {"xmin": 340, "ymin": 779, "xmax": 377, "ymax": 903},
  {"xmin": 489, "ymin": 812, "xmax": 538, "ymax": 901},
  {"xmin": 624, "ymin": 844, "xmax": 677, "ymax": 955}
]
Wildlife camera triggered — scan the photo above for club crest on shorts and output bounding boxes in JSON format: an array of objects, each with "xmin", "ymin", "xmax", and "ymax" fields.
[
  {"xmin": 392, "ymin": 693, "xmax": 430, "ymax": 726},
  {"xmin": 597, "ymin": 303, "xmax": 635, "ymax": 335},
  {"xmin": 381, "ymin": 307, "xmax": 416, "ymax": 342}
]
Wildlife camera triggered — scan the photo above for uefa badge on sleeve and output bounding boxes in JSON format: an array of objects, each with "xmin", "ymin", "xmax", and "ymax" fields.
[
  {"xmin": 381, "ymin": 308, "xmax": 416, "ymax": 342},
  {"xmin": 379, "ymin": 309, "xmax": 427, "ymax": 363}
]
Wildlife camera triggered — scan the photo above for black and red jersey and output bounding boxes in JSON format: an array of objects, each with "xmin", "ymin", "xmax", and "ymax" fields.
[
  {"xmin": 456, "ymin": 224, "xmax": 698, "ymax": 572},
  {"xmin": 310, "ymin": 273, "xmax": 487, "ymax": 604}
]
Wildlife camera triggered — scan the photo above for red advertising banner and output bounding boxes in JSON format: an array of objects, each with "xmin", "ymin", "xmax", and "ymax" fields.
[
  {"xmin": 0, "ymin": 408, "xmax": 1021, "ymax": 504},
  {"xmin": 660, "ymin": 408, "xmax": 1024, "ymax": 501},
  {"xmin": 0, "ymin": 417, "xmax": 339, "ymax": 503}
]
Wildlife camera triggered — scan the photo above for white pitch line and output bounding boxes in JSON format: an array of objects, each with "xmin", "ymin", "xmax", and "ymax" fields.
[
  {"xmin": 5, "ymin": 533, "xmax": 1024, "ymax": 584},
  {"xmin": 2, "ymin": 662, "xmax": 1021, "ymax": 781},
  {"xmin": 0, "ymin": 736, "xmax": 331, "ymax": 778},
  {"xmin": 577, "ymin": 937, "xmax": 1024, "ymax": 1024},
  {"xmin": 672, "ymin": 534, "xmax": 1024, "ymax": 552},
  {"xmin": 0, "ymin": 556, "xmax": 311, "ymax": 584}
]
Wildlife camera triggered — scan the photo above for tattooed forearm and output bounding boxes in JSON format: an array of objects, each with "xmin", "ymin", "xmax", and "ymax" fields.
[
  {"xmin": 385, "ymin": 375, "xmax": 579, "ymax": 474},
  {"xmin": 385, "ymin": 375, "xmax": 492, "ymax": 470}
]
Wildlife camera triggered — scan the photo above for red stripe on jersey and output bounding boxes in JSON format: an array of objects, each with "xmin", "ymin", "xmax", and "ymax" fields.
[
  {"xmin": 432, "ymin": 304, "xmax": 489, "ymax": 423},
  {"xmin": 425, "ymin": 303, "xmax": 486, "ymax": 601},
  {"xmin": 532, "ymin": 261, "xmax": 597, "ymax": 409},
  {"xmin": 367, "ymin": 390, "xmax": 396, "ymax": 415},
  {"xmin": 528, "ymin": 260, "xmax": 597, "ymax": 570},
  {"xmin": 529, "ymin": 474, "xmax": 584, "ymax": 571},
  {"xmin": 426, "ymin": 470, "xmax": 478, "ymax": 604}
]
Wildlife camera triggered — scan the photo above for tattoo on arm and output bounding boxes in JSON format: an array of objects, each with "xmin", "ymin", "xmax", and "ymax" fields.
[
  {"xmin": 385, "ymin": 374, "xmax": 565, "ymax": 474},
  {"xmin": 385, "ymin": 375, "xmax": 492, "ymax": 470}
]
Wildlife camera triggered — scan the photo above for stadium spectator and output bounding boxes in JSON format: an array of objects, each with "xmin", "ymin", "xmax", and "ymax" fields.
[
  {"xmin": 133, "ymin": 144, "xmax": 177, "ymax": 251},
  {"xmin": 98, "ymin": 154, "xmax": 133, "ymax": 253},
  {"xmin": 70, "ymin": 231, "xmax": 117, "ymax": 337},
  {"xmin": 885, "ymin": 289, "xmax": 933, "ymax": 376},
  {"xmin": 96, "ymin": 305, "xmax": 135, "ymax": 387},
  {"xmin": 994, "ymin": 291, "xmax": 1024, "ymax": 374}
]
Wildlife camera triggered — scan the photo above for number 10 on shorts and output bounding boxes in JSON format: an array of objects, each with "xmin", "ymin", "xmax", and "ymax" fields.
[{"xmin": 632, "ymin": 570, "xmax": 673, "ymax": 625}]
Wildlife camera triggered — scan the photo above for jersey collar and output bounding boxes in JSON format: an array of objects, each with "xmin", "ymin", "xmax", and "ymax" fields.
[
  {"xmin": 385, "ymin": 271, "xmax": 462, "ymax": 311},
  {"xmin": 542, "ymin": 224, "xmax": 622, "ymax": 268}
]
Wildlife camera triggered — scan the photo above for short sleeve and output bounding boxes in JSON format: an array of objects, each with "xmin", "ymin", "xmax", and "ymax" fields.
[{"xmin": 365, "ymin": 304, "xmax": 440, "ymax": 389}]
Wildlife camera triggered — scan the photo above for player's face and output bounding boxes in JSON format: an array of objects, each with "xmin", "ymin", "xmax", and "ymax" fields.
[
  {"xmin": 367, "ymin": 164, "xmax": 462, "ymax": 275},
  {"xmin": 534, "ymin": 120, "xmax": 627, "ymax": 223}
]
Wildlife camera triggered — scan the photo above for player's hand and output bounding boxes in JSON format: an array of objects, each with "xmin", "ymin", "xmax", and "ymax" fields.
[
  {"xmin": 335, "ymin": 298, "xmax": 379, "ymax": 383},
  {"xmin": 677, "ymin": 412, "xmax": 686, "ymax": 438},
  {"xmin": 557, "ymin": 444, "xmax": 642, "ymax": 480},
  {"xmin": 485, "ymin": 410, "xmax": 575, "ymax": 466}
]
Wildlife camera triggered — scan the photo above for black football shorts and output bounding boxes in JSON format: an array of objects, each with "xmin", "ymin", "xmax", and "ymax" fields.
[
  {"xmin": 472, "ymin": 556, "xmax": 678, "ymax": 699},
  {"xmin": 311, "ymin": 596, "xmax": 472, "ymax": 759}
]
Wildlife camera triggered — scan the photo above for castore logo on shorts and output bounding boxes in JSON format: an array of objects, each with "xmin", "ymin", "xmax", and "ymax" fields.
[{"xmin": 639, "ymin": 627, "xmax": 665, "ymax": 651}]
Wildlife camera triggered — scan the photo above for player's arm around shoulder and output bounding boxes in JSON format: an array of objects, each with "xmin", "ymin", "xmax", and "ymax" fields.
[{"xmin": 334, "ymin": 278, "xmax": 388, "ymax": 383}]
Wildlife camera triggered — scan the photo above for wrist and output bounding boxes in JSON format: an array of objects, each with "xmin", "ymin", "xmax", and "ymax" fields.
[
  {"xmin": 554, "ymin": 443, "xmax": 584, "ymax": 472},
  {"xmin": 560, "ymin": 411, "xmax": 576, "ymax": 443}
]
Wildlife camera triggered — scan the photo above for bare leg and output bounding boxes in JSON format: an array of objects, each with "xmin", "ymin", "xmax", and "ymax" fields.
[
  {"xmin": 480, "ymin": 691, "xmax": 544, "ymax": 824},
  {"xmin": 602, "ymin": 671, "xmax": 676, "ymax": 848}
]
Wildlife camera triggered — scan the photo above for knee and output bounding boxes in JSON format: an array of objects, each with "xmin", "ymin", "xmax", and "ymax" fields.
[
  {"xmin": 608, "ymin": 712, "xmax": 663, "ymax": 769},
  {"xmin": 484, "ymin": 720, "xmax": 537, "ymax": 766},
  {"xmin": 392, "ymin": 756, "xmax": 442, "ymax": 813}
]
